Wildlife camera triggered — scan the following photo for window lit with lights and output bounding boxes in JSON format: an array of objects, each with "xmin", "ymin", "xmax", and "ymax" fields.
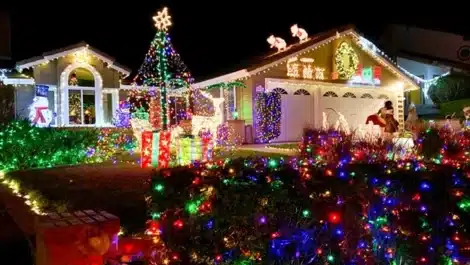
[
  {"xmin": 66, "ymin": 68, "xmax": 96, "ymax": 125},
  {"xmin": 223, "ymin": 88, "xmax": 236, "ymax": 120}
]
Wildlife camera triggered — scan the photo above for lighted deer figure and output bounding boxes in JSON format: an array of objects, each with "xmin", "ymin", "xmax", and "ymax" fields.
[
  {"xmin": 291, "ymin": 24, "xmax": 308, "ymax": 42},
  {"xmin": 267, "ymin": 35, "xmax": 287, "ymax": 51}
]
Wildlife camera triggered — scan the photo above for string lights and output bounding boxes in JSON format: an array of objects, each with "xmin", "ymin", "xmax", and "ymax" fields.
[
  {"xmin": 255, "ymin": 91, "xmax": 281, "ymax": 143},
  {"xmin": 147, "ymin": 124, "xmax": 470, "ymax": 264}
]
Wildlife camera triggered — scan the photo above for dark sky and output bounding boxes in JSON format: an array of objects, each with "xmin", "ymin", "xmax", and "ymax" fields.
[{"xmin": 8, "ymin": 3, "xmax": 469, "ymax": 80}]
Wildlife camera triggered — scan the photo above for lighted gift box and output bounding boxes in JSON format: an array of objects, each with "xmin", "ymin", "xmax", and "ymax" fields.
[
  {"xmin": 141, "ymin": 130, "xmax": 171, "ymax": 168},
  {"xmin": 36, "ymin": 210, "xmax": 120, "ymax": 265},
  {"xmin": 176, "ymin": 135, "xmax": 202, "ymax": 166}
]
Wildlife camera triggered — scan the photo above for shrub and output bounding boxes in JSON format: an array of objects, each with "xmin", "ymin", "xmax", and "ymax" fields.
[
  {"xmin": 0, "ymin": 120, "xmax": 98, "ymax": 171},
  {"xmin": 148, "ymin": 159, "xmax": 469, "ymax": 264},
  {"xmin": 428, "ymin": 74, "xmax": 470, "ymax": 105}
]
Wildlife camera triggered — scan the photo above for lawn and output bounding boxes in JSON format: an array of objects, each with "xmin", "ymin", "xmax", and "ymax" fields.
[{"xmin": 5, "ymin": 148, "xmax": 293, "ymax": 234}]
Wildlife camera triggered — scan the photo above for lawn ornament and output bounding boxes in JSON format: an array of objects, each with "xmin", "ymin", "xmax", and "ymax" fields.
[
  {"xmin": 291, "ymin": 24, "xmax": 308, "ymax": 42},
  {"xmin": 267, "ymin": 35, "xmax": 287, "ymax": 51}
]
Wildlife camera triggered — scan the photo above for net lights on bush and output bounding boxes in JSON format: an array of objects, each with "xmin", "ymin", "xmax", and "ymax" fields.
[
  {"xmin": 255, "ymin": 91, "xmax": 281, "ymax": 143},
  {"xmin": 147, "ymin": 150, "xmax": 470, "ymax": 265}
]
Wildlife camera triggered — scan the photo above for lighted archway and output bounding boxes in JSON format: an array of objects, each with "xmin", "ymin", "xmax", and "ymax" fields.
[{"xmin": 60, "ymin": 62, "xmax": 103, "ymax": 126}]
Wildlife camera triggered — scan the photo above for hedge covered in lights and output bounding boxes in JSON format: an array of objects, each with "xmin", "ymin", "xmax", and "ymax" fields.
[
  {"xmin": 0, "ymin": 120, "xmax": 136, "ymax": 172},
  {"xmin": 148, "ymin": 157, "xmax": 470, "ymax": 265}
]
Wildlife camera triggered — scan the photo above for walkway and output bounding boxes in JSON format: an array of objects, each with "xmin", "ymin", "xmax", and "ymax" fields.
[{"xmin": 238, "ymin": 143, "xmax": 299, "ymax": 156}]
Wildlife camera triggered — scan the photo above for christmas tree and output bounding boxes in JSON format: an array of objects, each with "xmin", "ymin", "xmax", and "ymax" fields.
[{"xmin": 133, "ymin": 7, "xmax": 192, "ymax": 131}]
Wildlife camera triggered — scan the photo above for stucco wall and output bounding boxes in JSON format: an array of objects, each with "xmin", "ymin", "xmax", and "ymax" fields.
[
  {"xmin": 32, "ymin": 55, "xmax": 121, "ymax": 88},
  {"xmin": 15, "ymin": 85, "xmax": 34, "ymax": 120}
]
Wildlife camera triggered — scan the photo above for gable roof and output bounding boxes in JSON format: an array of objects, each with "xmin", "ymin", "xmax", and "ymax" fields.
[
  {"xmin": 16, "ymin": 41, "xmax": 131, "ymax": 77},
  {"xmin": 193, "ymin": 25, "xmax": 420, "ymax": 91}
]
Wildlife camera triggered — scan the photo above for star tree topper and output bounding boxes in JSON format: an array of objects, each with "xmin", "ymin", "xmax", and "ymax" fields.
[{"xmin": 153, "ymin": 7, "xmax": 172, "ymax": 31}]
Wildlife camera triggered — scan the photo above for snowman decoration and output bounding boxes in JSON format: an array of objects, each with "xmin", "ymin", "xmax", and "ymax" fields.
[
  {"xmin": 267, "ymin": 35, "xmax": 287, "ymax": 52},
  {"xmin": 291, "ymin": 24, "xmax": 308, "ymax": 42},
  {"xmin": 29, "ymin": 85, "xmax": 54, "ymax": 127}
]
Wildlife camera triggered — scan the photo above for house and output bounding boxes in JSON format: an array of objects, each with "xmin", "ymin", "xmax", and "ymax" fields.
[
  {"xmin": 380, "ymin": 24, "xmax": 470, "ymax": 106},
  {"xmin": 193, "ymin": 25, "xmax": 420, "ymax": 143},
  {"xmin": 13, "ymin": 42, "xmax": 131, "ymax": 127}
]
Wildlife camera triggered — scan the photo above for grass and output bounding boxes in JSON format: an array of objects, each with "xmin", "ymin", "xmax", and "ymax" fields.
[{"xmin": 439, "ymin": 98, "xmax": 470, "ymax": 118}]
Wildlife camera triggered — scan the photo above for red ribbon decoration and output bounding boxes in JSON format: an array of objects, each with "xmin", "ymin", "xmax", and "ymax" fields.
[{"xmin": 33, "ymin": 106, "xmax": 48, "ymax": 124}]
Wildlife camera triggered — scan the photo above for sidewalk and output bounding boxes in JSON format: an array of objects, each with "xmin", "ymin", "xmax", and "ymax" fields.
[{"xmin": 238, "ymin": 143, "xmax": 298, "ymax": 156}]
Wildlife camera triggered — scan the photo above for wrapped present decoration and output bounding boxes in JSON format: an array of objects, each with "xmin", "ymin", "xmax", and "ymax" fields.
[
  {"xmin": 201, "ymin": 132, "xmax": 213, "ymax": 162},
  {"xmin": 176, "ymin": 135, "xmax": 202, "ymax": 166},
  {"xmin": 141, "ymin": 130, "xmax": 171, "ymax": 168},
  {"xmin": 36, "ymin": 210, "xmax": 119, "ymax": 265}
]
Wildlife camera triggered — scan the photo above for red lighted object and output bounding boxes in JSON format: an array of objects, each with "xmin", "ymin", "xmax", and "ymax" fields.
[{"xmin": 328, "ymin": 212, "xmax": 341, "ymax": 224}]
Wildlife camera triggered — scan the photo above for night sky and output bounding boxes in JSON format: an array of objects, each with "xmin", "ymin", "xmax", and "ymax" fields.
[{"xmin": 8, "ymin": 3, "xmax": 469, "ymax": 80}]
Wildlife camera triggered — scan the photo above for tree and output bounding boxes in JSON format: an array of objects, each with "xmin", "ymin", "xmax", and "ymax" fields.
[
  {"xmin": 428, "ymin": 74, "xmax": 470, "ymax": 104},
  {"xmin": 133, "ymin": 7, "xmax": 192, "ymax": 131}
]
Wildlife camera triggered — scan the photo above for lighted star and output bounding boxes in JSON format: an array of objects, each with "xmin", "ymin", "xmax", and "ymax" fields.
[{"xmin": 153, "ymin": 7, "xmax": 172, "ymax": 31}]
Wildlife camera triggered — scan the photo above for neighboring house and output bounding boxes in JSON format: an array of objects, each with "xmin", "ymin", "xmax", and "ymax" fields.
[
  {"xmin": 14, "ymin": 42, "xmax": 131, "ymax": 127},
  {"xmin": 380, "ymin": 24, "xmax": 470, "ymax": 105},
  {"xmin": 193, "ymin": 25, "xmax": 420, "ymax": 143}
]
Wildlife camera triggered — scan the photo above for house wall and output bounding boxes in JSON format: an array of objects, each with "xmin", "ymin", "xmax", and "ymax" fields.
[
  {"xmin": 236, "ymin": 34, "xmax": 409, "ymax": 140},
  {"xmin": 397, "ymin": 57, "xmax": 450, "ymax": 105},
  {"xmin": 15, "ymin": 85, "xmax": 35, "ymax": 120},
  {"xmin": 32, "ymin": 55, "xmax": 121, "ymax": 88}
]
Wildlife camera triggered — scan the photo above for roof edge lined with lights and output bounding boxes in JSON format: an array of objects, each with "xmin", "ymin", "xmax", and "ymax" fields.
[
  {"xmin": 194, "ymin": 25, "xmax": 425, "ymax": 91},
  {"xmin": 192, "ymin": 69, "xmax": 250, "ymax": 89},
  {"xmin": 16, "ymin": 42, "xmax": 131, "ymax": 77}
]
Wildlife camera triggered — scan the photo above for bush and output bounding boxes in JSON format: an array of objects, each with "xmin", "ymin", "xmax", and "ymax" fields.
[
  {"xmin": 0, "ymin": 120, "xmax": 99, "ymax": 171},
  {"xmin": 428, "ymin": 74, "xmax": 470, "ymax": 104},
  {"xmin": 148, "ymin": 159, "xmax": 469, "ymax": 264}
]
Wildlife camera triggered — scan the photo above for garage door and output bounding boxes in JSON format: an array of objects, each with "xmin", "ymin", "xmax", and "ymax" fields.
[
  {"xmin": 320, "ymin": 91, "xmax": 392, "ymax": 130},
  {"xmin": 272, "ymin": 94, "xmax": 315, "ymax": 142}
]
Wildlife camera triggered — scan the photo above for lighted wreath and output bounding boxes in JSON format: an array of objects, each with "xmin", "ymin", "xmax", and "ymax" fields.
[{"xmin": 335, "ymin": 42, "xmax": 359, "ymax": 79}]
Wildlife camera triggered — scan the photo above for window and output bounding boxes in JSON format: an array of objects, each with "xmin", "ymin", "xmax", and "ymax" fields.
[
  {"xmin": 103, "ymin": 93, "xmax": 113, "ymax": 125},
  {"xmin": 342, "ymin": 92, "xmax": 357, "ymax": 98},
  {"xmin": 378, "ymin": 94, "xmax": 389, "ymax": 100},
  {"xmin": 272, "ymin": 87, "xmax": 288, "ymax": 95},
  {"xmin": 68, "ymin": 89, "xmax": 95, "ymax": 125},
  {"xmin": 293, "ymin": 89, "xmax": 310, "ymax": 95},
  {"xmin": 361, "ymin": 93, "xmax": 373, "ymax": 99},
  {"xmin": 224, "ymin": 88, "xmax": 236, "ymax": 119},
  {"xmin": 66, "ymin": 68, "xmax": 96, "ymax": 126},
  {"xmin": 323, "ymin": 91, "xmax": 338, "ymax": 97}
]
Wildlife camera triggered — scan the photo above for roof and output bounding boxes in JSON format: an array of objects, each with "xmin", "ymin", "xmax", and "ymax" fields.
[
  {"xmin": 0, "ymin": 69, "xmax": 35, "ymax": 85},
  {"xmin": 193, "ymin": 25, "xmax": 420, "ymax": 92},
  {"xmin": 16, "ymin": 41, "xmax": 131, "ymax": 77},
  {"xmin": 397, "ymin": 49, "xmax": 470, "ymax": 71}
]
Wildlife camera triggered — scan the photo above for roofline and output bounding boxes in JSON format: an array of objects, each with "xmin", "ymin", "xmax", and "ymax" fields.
[
  {"xmin": 192, "ymin": 69, "xmax": 250, "ymax": 88},
  {"xmin": 16, "ymin": 42, "xmax": 131, "ymax": 77},
  {"xmin": 119, "ymin": 84, "xmax": 188, "ymax": 96},
  {"xmin": 2, "ymin": 78, "xmax": 35, "ymax": 85},
  {"xmin": 194, "ymin": 26, "xmax": 419, "ymax": 91}
]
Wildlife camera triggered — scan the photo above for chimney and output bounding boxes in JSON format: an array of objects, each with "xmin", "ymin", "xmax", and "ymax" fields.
[{"xmin": 0, "ymin": 11, "xmax": 11, "ymax": 60}]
